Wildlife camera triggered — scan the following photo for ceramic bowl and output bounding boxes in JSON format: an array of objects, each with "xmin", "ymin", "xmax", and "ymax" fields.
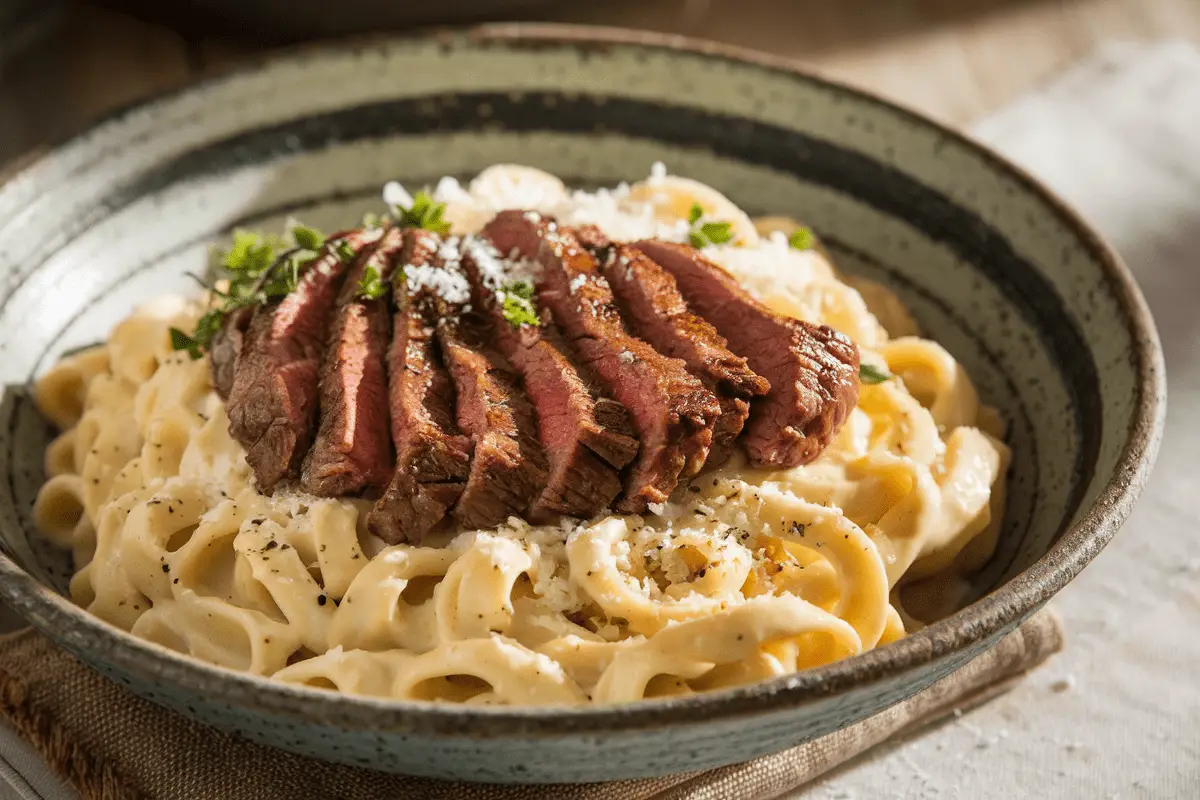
[{"xmin": 0, "ymin": 25, "xmax": 1165, "ymax": 783}]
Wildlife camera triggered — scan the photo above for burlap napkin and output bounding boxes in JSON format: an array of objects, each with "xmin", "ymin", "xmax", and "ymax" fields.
[{"xmin": 0, "ymin": 610, "xmax": 1061, "ymax": 800}]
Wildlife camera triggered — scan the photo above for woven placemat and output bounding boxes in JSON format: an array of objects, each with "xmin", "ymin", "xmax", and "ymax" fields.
[{"xmin": 0, "ymin": 610, "xmax": 1062, "ymax": 800}]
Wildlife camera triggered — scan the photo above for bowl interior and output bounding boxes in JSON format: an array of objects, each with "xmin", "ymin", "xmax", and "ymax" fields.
[{"xmin": 0, "ymin": 25, "xmax": 1162, "ymax": 780}]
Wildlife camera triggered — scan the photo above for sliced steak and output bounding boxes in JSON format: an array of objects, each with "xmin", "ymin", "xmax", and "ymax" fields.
[
  {"xmin": 460, "ymin": 237, "xmax": 631, "ymax": 520},
  {"xmin": 226, "ymin": 229, "xmax": 377, "ymax": 492},
  {"xmin": 633, "ymin": 240, "xmax": 860, "ymax": 467},
  {"xmin": 485, "ymin": 212, "xmax": 640, "ymax": 471},
  {"xmin": 486, "ymin": 212, "xmax": 719, "ymax": 512},
  {"xmin": 209, "ymin": 306, "xmax": 252, "ymax": 400},
  {"xmin": 540, "ymin": 323, "xmax": 640, "ymax": 470},
  {"xmin": 302, "ymin": 227, "xmax": 402, "ymax": 497},
  {"xmin": 580, "ymin": 229, "xmax": 769, "ymax": 470},
  {"xmin": 433, "ymin": 238, "xmax": 548, "ymax": 528},
  {"xmin": 368, "ymin": 230, "xmax": 473, "ymax": 545}
]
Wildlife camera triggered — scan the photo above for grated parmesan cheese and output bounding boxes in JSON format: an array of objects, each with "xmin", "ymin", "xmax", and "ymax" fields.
[
  {"xmin": 464, "ymin": 236, "xmax": 541, "ymax": 289},
  {"xmin": 382, "ymin": 180, "xmax": 413, "ymax": 209},
  {"xmin": 405, "ymin": 259, "xmax": 470, "ymax": 305}
]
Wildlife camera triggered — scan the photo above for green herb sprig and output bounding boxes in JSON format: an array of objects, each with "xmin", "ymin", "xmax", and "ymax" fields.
[
  {"xmin": 788, "ymin": 227, "xmax": 815, "ymax": 251},
  {"xmin": 169, "ymin": 310, "xmax": 224, "ymax": 360},
  {"xmin": 498, "ymin": 280, "xmax": 540, "ymax": 328},
  {"xmin": 859, "ymin": 363, "xmax": 891, "ymax": 385},
  {"xmin": 169, "ymin": 224, "xmax": 333, "ymax": 359},
  {"xmin": 291, "ymin": 224, "xmax": 324, "ymax": 252},
  {"xmin": 335, "ymin": 239, "xmax": 357, "ymax": 264},
  {"xmin": 357, "ymin": 265, "xmax": 388, "ymax": 300},
  {"xmin": 687, "ymin": 203, "xmax": 734, "ymax": 249},
  {"xmin": 393, "ymin": 190, "xmax": 450, "ymax": 235}
]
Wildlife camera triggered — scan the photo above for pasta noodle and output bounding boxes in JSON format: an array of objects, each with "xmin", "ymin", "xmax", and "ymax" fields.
[{"xmin": 31, "ymin": 165, "xmax": 1009, "ymax": 705}]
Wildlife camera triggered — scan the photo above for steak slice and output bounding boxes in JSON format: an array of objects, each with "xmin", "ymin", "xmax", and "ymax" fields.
[
  {"xmin": 460, "ymin": 236, "xmax": 631, "ymax": 521},
  {"xmin": 486, "ymin": 212, "xmax": 719, "ymax": 512},
  {"xmin": 540, "ymin": 323, "xmax": 640, "ymax": 471},
  {"xmin": 633, "ymin": 240, "xmax": 860, "ymax": 467},
  {"xmin": 485, "ymin": 212, "xmax": 641, "ymax": 473},
  {"xmin": 368, "ymin": 230, "xmax": 473, "ymax": 545},
  {"xmin": 209, "ymin": 306, "xmax": 252, "ymax": 400},
  {"xmin": 302, "ymin": 227, "xmax": 402, "ymax": 497},
  {"xmin": 434, "ymin": 238, "xmax": 549, "ymax": 528},
  {"xmin": 226, "ymin": 229, "xmax": 377, "ymax": 492},
  {"xmin": 579, "ymin": 228, "xmax": 769, "ymax": 470}
]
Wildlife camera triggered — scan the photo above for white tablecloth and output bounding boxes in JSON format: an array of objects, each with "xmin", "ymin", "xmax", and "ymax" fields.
[
  {"xmin": 800, "ymin": 39, "xmax": 1200, "ymax": 800},
  {"xmin": 3, "ymin": 40, "xmax": 1198, "ymax": 800}
]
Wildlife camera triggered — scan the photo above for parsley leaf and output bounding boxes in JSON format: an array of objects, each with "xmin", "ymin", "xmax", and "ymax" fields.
[
  {"xmin": 261, "ymin": 249, "xmax": 315, "ymax": 299},
  {"xmin": 687, "ymin": 207, "xmax": 734, "ymax": 248},
  {"xmin": 358, "ymin": 265, "xmax": 388, "ymax": 300},
  {"xmin": 788, "ymin": 227, "xmax": 815, "ymax": 251},
  {"xmin": 193, "ymin": 309, "xmax": 225, "ymax": 345},
  {"xmin": 177, "ymin": 228, "xmax": 324, "ymax": 359},
  {"xmin": 699, "ymin": 221, "xmax": 733, "ymax": 245},
  {"xmin": 222, "ymin": 229, "xmax": 279, "ymax": 275},
  {"xmin": 505, "ymin": 280, "xmax": 535, "ymax": 301},
  {"xmin": 395, "ymin": 190, "xmax": 451, "ymax": 235},
  {"xmin": 499, "ymin": 280, "xmax": 540, "ymax": 328},
  {"xmin": 169, "ymin": 309, "xmax": 226, "ymax": 360},
  {"xmin": 169, "ymin": 327, "xmax": 203, "ymax": 360},
  {"xmin": 291, "ymin": 224, "xmax": 324, "ymax": 252},
  {"xmin": 335, "ymin": 239, "xmax": 357, "ymax": 264},
  {"xmin": 859, "ymin": 363, "xmax": 891, "ymax": 384}
]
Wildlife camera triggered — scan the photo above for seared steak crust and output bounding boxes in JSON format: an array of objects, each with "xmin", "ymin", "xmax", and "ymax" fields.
[
  {"xmin": 209, "ymin": 306, "xmax": 252, "ymax": 400},
  {"xmin": 486, "ymin": 213, "xmax": 642, "ymax": 474},
  {"xmin": 633, "ymin": 240, "xmax": 859, "ymax": 467},
  {"xmin": 368, "ymin": 230, "xmax": 473, "ymax": 545},
  {"xmin": 539, "ymin": 322, "xmax": 640, "ymax": 471},
  {"xmin": 218, "ymin": 206, "xmax": 861, "ymax": 534},
  {"xmin": 461, "ymin": 237, "xmax": 629, "ymax": 520},
  {"xmin": 581, "ymin": 229, "xmax": 768, "ymax": 471},
  {"xmin": 302, "ymin": 227, "xmax": 401, "ymax": 497},
  {"xmin": 434, "ymin": 239, "xmax": 549, "ymax": 528},
  {"xmin": 490, "ymin": 213, "xmax": 719, "ymax": 513},
  {"xmin": 226, "ymin": 229, "xmax": 376, "ymax": 493}
]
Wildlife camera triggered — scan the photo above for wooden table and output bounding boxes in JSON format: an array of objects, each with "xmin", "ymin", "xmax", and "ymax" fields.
[{"xmin": 1, "ymin": 0, "xmax": 1197, "ymax": 169}]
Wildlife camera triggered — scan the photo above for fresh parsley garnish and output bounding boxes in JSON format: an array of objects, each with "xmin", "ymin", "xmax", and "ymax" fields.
[
  {"xmin": 394, "ymin": 190, "xmax": 450, "ymax": 235},
  {"xmin": 291, "ymin": 224, "xmax": 325, "ymax": 252},
  {"xmin": 170, "ymin": 225, "xmax": 329, "ymax": 359},
  {"xmin": 216, "ymin": 229, "xmax": 288, "ymax": 306},
  {"xmin": 788, "ymin": 227, "xmax": 814, "ymax": 251},
  {"xmin": 260, "ymin": 251, "xmax": 311, "ymax": 299},
  {"xmin": 357, "ymin": 265, "xmax": 388, "ymax": 300},
  {"xmin": 686, "ymin": 202, "xmax": 734, "ymax": 249},
  {"xmin": 859, "ymin": 363, "xmax": 891, "ymax": 384},
  {"xmin": 223, "ymin": 228, "xmax": 280, "ymax": 275},
  {"xmin": 499, "ymin": 280, "xmax": 540, "ymax": 328},
  {"xmin": 335, "ymin": 239, "xmax": 357, "ymax": 264},
  {"xmin": 169, "ymin": 327, "xmax": 204, "ymax": 360},
  {"xmin": 169, "ymin": 309, "xmax": 224, "ymax": 361},
  {"xmin": 194, "ymin": 308, "xmax": 225, "ymax": 343}
]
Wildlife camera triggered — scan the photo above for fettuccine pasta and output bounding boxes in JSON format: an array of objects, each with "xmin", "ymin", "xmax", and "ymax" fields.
[{"xmin": 32, "ymin": 165, "xmax": 1009, "ymax": 705}]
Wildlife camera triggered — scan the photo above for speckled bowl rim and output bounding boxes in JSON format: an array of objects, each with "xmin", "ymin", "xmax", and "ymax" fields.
[{"xmin": 0, "ymin": 23, "xmax": 1166, "ymax": 737}]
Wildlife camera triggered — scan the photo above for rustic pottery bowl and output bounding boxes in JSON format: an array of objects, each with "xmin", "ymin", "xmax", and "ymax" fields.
[{"xmin": 0, "ymin": 25, "xmax": 1165, "ymax": 783}]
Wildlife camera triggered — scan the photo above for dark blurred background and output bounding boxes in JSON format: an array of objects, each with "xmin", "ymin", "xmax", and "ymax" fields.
[{"xmin": 1, "ymin": 0, "xmax": 1196, "ymax": 168}]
